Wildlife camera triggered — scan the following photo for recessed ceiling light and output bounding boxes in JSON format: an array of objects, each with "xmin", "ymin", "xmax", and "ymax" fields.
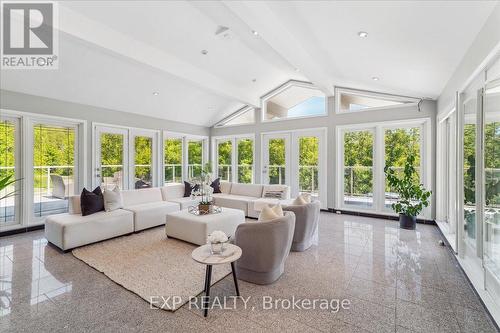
[
  {"xmin": 252, "ymin": 78, "xmax": 257, "ymax": 82},
  {"xmin": 372, "ymin": 76, "xmax": 380, "ymax": 81},
  {"xmin": 252, "ymin": 30, "xmax": 259, "ymax": 36},
  {"xmin": 152, "ymin": 92, "xmax": 159, "ymax": 96},
  {"xmin": 358, "ymin": 31, "xmax": 368, "ymax": 38},
  {"xmin": 294, "ymin": 67, "xmax": 300, "ymax": 72},
  {"xmin": 201, "ymin": 49, "xmax": 208, "ymax": 55}
]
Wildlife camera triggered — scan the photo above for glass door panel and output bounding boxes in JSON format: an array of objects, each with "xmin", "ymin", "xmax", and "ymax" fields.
[
  {"xmin": 133, "ymin": 136, "xmax": 153, "ymax": 188},
  {"xmin": 33, "ymin": 124, "xmax": 76, "ymax": 219},
  {"xmin": 237, "ymin": 138, "xmax": 253, "ymax": 183},
  {"xmin": 164, "ymin": 138, "xmax": 183, "ymax": 184},
  {"xmin": 298, "ymin": 136, "xmax": 319, "ymax": 198},
  {"xmin": 463, "ymin": 97, "xmax": 477, "ymax": 249},
  {"xmin": 0, "ymin": 118, "xmax": 19, "ymax": 226},
  {"xmin": 188, "ymin": 140, "xmax": 203, "ymax": 181},
  {"xmin": 484, "ymin": 80, "xmax": 500, "ymax": 280},
  {"xmin": 262, "ymin": 134, "xmax": 290, "ymax": 185},
  {"xmin": 384, "ymin": 127, "xmax": 421, "ymax": 210},
  {"xmin": 217, "ymin": 140, "xmax": 233, "ymax": 182},
  {"xmin": 96, "ymin": 127, "xmax": 127, "ymax": 190},
  {"xmin": 343, "ymin": 130, "xmax": 374, "ymax": 208}
]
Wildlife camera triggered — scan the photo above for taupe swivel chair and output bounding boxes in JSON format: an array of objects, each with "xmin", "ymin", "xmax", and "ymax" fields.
[
  {"xmin": 283, "ymin": 201, "xmax": 320, "ymax": 252},
  {"xmin": 234, "ymin": 211, "xmax": 295, "ymax": 285}
]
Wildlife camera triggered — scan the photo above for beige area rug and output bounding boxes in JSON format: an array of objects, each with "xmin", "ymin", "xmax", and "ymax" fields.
[{"xmin": 72, "ymin": 227, "xmax": 231, "ymax": 311}]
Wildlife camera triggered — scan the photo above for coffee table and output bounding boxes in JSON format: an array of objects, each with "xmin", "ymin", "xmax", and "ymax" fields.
[
  {"xmin": 165, "ymin": 207, "xmax": 245, "ymax": 245},
  {"xmin": 191, "ymin": 243, "xmax": 242, "ymax": 317}
]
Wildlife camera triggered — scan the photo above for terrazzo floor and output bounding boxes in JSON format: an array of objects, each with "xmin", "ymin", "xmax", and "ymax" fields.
[{"xmin": 0, "ymin": 212, "xmax": 498, "ymax": 332}]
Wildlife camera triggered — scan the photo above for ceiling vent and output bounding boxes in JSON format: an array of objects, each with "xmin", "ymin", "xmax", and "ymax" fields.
[{"xmin": 215, "ymin": 25, "xmax": 233, "ymax": 40}]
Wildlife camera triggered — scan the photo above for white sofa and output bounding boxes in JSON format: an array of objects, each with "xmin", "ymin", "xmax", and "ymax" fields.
[
  {"xmin": 45, "ymin": 182, "xmax": 290, "ymax": 251},
  {"xmin": 121, "ymin": 188, "xmax": 179, "ymax": 231}
]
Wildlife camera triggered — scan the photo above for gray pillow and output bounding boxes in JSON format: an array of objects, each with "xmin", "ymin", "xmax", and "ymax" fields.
[{"xmin": 103, "ymin": 187, "xmax": 123, "ymax": 212}]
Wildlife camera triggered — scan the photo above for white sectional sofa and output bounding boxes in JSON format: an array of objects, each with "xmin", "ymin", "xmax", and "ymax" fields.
[{"xmin": 45, "ymin": 182, "xmax": 290, "ymax": 251}]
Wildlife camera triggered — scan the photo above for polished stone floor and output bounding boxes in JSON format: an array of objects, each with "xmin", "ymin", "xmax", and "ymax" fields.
[{"xmin": 0, "ymin": 212, "xmax": 498, "ymax": 332}]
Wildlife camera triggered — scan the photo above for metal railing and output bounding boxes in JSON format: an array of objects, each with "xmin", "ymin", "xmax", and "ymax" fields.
[{"xmin": 164, "ymin": 163, "xmax": 203, "ymax": 183}]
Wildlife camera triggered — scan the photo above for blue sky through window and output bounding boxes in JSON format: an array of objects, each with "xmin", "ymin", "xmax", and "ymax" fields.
[{"xmin": 287, "ymin": 96, "xmax": 326, "ymax": 117}]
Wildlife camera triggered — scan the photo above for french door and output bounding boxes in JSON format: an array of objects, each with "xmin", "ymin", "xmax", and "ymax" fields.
[
  {"xmin": 262, "ymin": 133, "xmax": 290, "ymax": 187},
  {"xmin": 94, "ymin": 126, "xmax": 128, "ymax": 190},
  {"xmin": 262, "ymin": 130, "xmax": 327, "ymax": 208}
]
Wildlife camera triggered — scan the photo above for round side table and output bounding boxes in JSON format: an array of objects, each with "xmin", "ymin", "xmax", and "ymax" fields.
[{"xmin": 191, "ymin": 243, "xmax": 242, "ymax": 317}]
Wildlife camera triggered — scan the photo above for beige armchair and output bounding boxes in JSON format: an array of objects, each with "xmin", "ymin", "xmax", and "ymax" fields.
[
  {"xmin": 283, "ymin": 201, "xmax": 320, "ymax": 252},
  {"xmin": 234, "ymin": 211, "xmax": 295, "ymax": 285}
]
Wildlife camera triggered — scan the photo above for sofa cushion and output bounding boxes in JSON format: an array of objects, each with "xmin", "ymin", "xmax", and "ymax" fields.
[
  {"xmin": 123, "ymin": 201, "xmax": 180, "ymax": 231},
  {"xmin": 210, "ymin": 178, "xmax": 221, "ymax": 193},
  {"xmin": 167, "ymin": 196, "xmax": 201, "ymax": 210},
  {"xmin": 212, "ymin": 194, "xmax": 256, "ymax": 215},
  {"xmin": 69, "ymin": 195, "xmax": 81, "ymax": 214},
  {"xmin": 183, "ymin": 181, "xmax": 199, "ymax": 197},
  {"xmin": 80, "ymin": 187, "xmax": 105, "ymax": 216},
  {"xmin": 160, "ymin": 184, "xmax": 185, "ymax": 201},
  {"xmin": 121, "ymin": 187, "xmax": 163, "ymax": 206},
  {"xmin": 45, "ymin": 209, "xmax": 134, "ymax": 251},
  {"xmin": 230, "ymin": 183, "xmax": 263, "ymax": 198},
  {"xmin": 220, "ymin": 181, "xmax": 232, "ymax": 194}
]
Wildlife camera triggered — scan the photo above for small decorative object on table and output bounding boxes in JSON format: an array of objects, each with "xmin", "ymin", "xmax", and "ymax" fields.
[
  {"xmin": 207, "ymin": 230, "xmax": 230, "ymax": 255},
  {"xmin": 191, "ymin": 162, "xmax": 215, "ymax": 215}
]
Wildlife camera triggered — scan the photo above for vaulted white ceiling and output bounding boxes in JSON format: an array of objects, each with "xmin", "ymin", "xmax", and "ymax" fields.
[{"xmin": 0, "ymin": 1, "xmax": 497, "ymax": 126}]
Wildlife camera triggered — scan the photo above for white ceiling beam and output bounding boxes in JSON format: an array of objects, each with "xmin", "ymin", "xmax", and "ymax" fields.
[
  {"xmin": 57, "ymin": 4, "xmax": 259, "ymax": 106},
  {"xmin": 223, "ymin": 1, "xmax": 334, "ymax": 96}
]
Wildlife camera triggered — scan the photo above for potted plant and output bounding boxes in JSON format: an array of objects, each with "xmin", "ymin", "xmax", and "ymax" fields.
[
  {"xmin": 0, "ymin": 174, "xmax": 21, "ymax": 201},
  {"xmin": 193, "ymin": 163, "xmax": 214, "ymax": 214},
  {"xmin": 384, "ymin": 155, "xmax": 431, "ymax": 230}
]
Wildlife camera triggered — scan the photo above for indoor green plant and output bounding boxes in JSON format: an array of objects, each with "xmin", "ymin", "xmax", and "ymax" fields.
[
  {"xmin": 0, "ymin": 174, "xmax": 20, "ymax": 201},
  {"xmin": 193, "ymin": 162, "xmax": 214, "ymax": 214},
  {"xmin": 384, "ymin": 155, "xmax": 431, "ymax": 230}
]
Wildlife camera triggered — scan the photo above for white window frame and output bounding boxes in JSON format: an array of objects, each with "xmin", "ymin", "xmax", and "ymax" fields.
[
  {"xmin": 214, "ymin": 105, "xmax": 256, "ymax": 128},
  {"xmin": 335, "ymin": 87, "xmax": 419, "ymax": 115},
  {"xmin": 212, "ymin": 134, "xmax": 255, "ymax": 184},
  {"xmin": 261, "ymin": 80, "xmax": 328, "ymax": 123},
  {"xmin": 129, "ymin": 128, "xmax": 159, "ymax": 189},
  {"xmin": 336, "ymin": 118, "xmax": 431, "ymax": 218}
]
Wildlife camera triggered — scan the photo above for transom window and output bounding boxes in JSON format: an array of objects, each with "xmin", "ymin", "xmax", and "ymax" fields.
[
  {"xmin": 336, "ymin": 88, "xmax": 418, "ymax": 114},
  {"xmin": 262, "ymin": 81, "xmax": 326, "ymax": 121}
]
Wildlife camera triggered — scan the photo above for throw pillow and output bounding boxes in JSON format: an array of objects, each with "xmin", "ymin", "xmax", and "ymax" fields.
[
  {"xmin": 302, "ymin": 193, "xmax": 312, "ymax": 203},
  {"xmin": 103, "ymin": 186, "xmax": 123, "ymax": 212},
  {"xmin": 263, "ymin": 190, "xmax": 285, "ymax": 199},
  {"xmin": 271, "ymin": 204, "xmax": 284, "ymax": 217},
  {"xmin": 80, "ymin": 187, "xmax": 105, "ymax": 216},
  {"xmin": 183, "ymin": 181, "xmax": 199, "ymax": 197},
  {"xmin": 210, "ymin": 178, "xmax": 221, "ymax": 194},
  {"xmin": 258, "ymin": 205, "xmax": 279, "ymax": 222},
  {"xmin": 292, "ymin": 195, "xmax": 307, "ymax": 205}
]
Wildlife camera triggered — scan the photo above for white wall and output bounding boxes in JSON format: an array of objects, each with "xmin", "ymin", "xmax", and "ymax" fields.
[
  {"xmin": 211, "ymin": 96, "xmax": 437, "ymax": 218},
  {"xmin": 0, "ymin": 89, "xmax": 209, "ymax": 189}
]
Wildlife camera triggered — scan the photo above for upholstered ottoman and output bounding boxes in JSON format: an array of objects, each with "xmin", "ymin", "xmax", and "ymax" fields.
[{"xmin": 165, "ymin": 207, "xmax": 245, "ymax": 245}]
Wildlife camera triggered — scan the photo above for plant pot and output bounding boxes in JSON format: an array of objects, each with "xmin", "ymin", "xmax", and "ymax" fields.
[
  {"xmin": 198, "ymin": 203, "xmax": 212, "ymax": 215},
  {"xmin": 399, "ymin": 214, "xmax": 416, "ymax": 230}
]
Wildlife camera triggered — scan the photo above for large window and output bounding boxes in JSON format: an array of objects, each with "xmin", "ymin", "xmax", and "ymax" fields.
[
  {"xmin": 262, "ymin": 81, "xmax": 326, "ymax": 121},
  {"xmin": 215, "ymin": 136, "xmax": 255, "ymax": 184},
  {"xmin": 463, "ymin": 97, "xmax": 477, "ymax": 248},
  {"xmin": 164, "ymin": 137, "xmax": 183, "ymax": 184},
  {"xmin": 338, "ymin": 119, "xmax": 430, "ymax": 217},
  {"xmin": 33, "ymin": 124, "xmax": 76, "ymax": 219},
  {"xmin": 336, "ymin": 88, "xmax": 418, "ymax": 114},
  {"xmin": 298, "ymin": 137, "xmax": 319, "ymax": 196},
  {"xmin": 343, "ymin": 130, "xmax": 374, "ymax": 208},
  {"xmin": 384, "ymin": 127, "xmax": 420, "ymax": 209}
]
